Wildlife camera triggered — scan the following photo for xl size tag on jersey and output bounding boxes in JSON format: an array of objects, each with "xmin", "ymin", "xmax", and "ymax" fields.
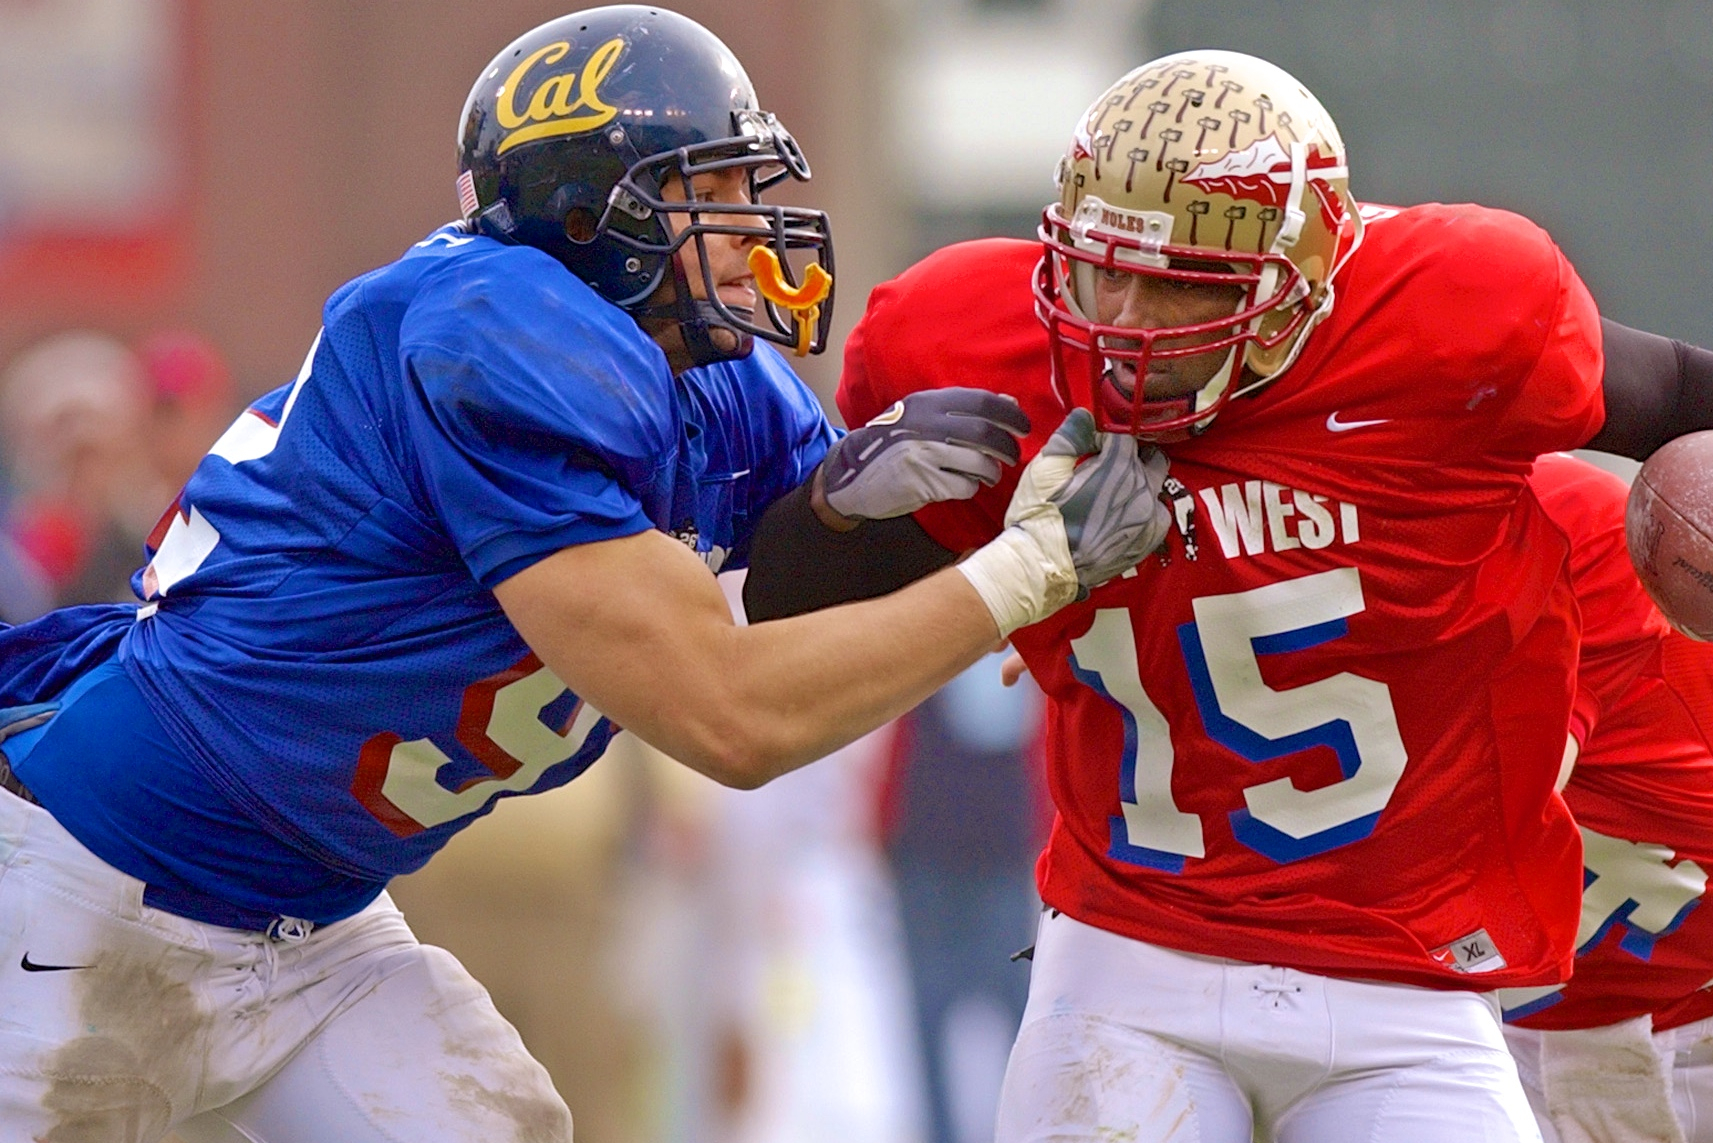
[{"xmin": 1431, "ymin": 929, "xmax": 1508, "ymax": 975}]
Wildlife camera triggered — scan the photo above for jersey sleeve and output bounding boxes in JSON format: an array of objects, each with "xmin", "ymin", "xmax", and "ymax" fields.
[
  {"xmin": 838, "ymin": 239, "xmax": 1058, "ymax": 555},
  {"xmin": 396, "ymin": 248, "xmax": 676, "ymax": 587},
  {"xmin": 1466, "ymin": 213, "xmax": 1606, "ymax": 460},
  {"xmin": 1568, "ymin": 681, "xmax": 1602, "ymax": 749},
  {"xmin": 1337, "ymin": 206, "xmax": 1605, "ymax": 468},
  {"xmin": 680, "ymin": 343, "xmax": 840, "ymax": 569},
  {"xmin": 1529, "ymin": 452, "xmax": 1668, "ymax": 740}
]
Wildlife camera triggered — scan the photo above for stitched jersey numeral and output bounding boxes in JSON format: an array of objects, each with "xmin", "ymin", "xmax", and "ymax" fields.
[
  {"xmin": 351, "ymin": 654, "xmax": 606, "ymax": 837},
  {"xmin": 142, "ymin": 333, "xmax": 320, "ymax": 598},
  {"xmin": 1069, "ymin": 568, "xmax": 1409, "ymax": 867},
  {"xmin": 1577, "ymin": 826, "xmax": 1709, "ymax": 960}
]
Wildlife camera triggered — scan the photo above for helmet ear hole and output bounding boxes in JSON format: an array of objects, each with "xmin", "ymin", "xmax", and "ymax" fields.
[{"xmin": 564, "ymin": 208, "xmax": 599, "ymax": 245}]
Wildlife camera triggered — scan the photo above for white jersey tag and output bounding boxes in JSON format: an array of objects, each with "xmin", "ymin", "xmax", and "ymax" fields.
[{"xmin": 1431, "ymin": 929, "xmax": 1508, "ymax": 975}]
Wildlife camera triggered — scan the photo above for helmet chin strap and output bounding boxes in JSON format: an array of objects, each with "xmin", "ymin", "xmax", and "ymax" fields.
[
  {"xmin": 630, "ymin": 250, "xmax": 754, "ymax": 369},
  {"xmin": 1229, "ymin": 142, "xmax": 1365, "ymax": 400},
  {"xmin": 672, "ymin": 250, "xmax": 754, "ymax": 367},
  {"xmin": 1242, "ymin": 141, "xmax": 1310, "ymax": 362}
]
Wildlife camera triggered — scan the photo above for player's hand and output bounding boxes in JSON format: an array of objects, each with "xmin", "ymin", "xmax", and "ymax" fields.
[
  {"xmin": 955, "ymin": 409, "xmax": 1171, "ymax": 636},
  {"xmin": 817, "ymin": 388, "xmax": 1030, "ymax": 526},
  {"xmin": 1034, "ymin": 420, "xmax": 1171, "ymax": 595}
]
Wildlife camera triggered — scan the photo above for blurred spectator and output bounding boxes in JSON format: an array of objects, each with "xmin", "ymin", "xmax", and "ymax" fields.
[
  {"xmin": 0, "ymin": 519, "xmax": 52, "ymax": 623},
  {"xmin": 699, "ymin": 727, "xmax": 926, "ymax": 1143},
  {"xmin": 0, "ymin": 330, "xmax": 164, "ymax": 606},
  {"xmin": 881, "ymin": 653, "xmax": 1048, "ymax": 1143},
  {"xmin": 602, "ymin": 729, "xmax": 928, "ymax": 1143},
  {"xmin": 137, "ymin": 329, "xmax": 237, "ymax": 493},
  {"xmin": 605, "ymin": 572, "xmax": 928, "ymax": 1143}
]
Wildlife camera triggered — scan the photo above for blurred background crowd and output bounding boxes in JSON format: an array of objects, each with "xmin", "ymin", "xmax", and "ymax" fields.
[
  {"xmin": 0, "ymin": 327, "xmax": 234, "ymax": 620},
  {"xmin": 6, "ymin": 0, "xmax": 1712, "ymax": 1139}
]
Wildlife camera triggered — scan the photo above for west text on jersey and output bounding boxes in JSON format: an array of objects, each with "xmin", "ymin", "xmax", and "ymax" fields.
[{"xmin": 1192, "ymin": 479, "xmax": 1360, "ymax": 559}]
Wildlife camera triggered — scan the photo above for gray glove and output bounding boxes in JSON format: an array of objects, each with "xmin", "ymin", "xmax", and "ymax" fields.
[
  {"xmin": 821, "ymin": 388, "xmax": 1030, "ymax": 521},
  {"xmin": 1050, "ymin": 425, "xmax": 1173, "ymax": 597},
  {"xmin": 957, "ymin": 410, "xmax": 1172, "ymax": 635}
]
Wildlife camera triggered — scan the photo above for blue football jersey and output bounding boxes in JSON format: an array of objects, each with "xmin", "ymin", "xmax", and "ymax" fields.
[{"xmin": 2, "ymin": 226, "xmax": 835, "ymax": 905}]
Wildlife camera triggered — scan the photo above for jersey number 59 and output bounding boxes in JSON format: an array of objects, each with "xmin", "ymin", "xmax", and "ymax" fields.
[{"xmin": 352, "ymin": 654, "xmax": 608, "ymax": 838}]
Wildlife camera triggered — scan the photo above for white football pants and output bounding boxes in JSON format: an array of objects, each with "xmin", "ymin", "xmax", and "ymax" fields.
[
  {"xmin": 1507, "ymin": 1014, "xmax": 1713, "ymax": 1143},
  {"xmin": 0, "ymin": 787, "xmax": 572, "ymax": 1142},
  {"xmin": 996, "ymin": 909, "xmax": 1543, "ymax": 1143}
]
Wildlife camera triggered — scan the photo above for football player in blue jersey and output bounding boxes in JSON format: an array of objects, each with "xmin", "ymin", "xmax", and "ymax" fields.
[{"xmin": 0, "ymin": 7, "xmax": 1171, "ymax": 1141}]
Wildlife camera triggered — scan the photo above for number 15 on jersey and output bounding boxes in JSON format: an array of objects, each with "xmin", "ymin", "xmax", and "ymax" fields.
[{"xmin": 1070, "ymin": 567, "xmax": 1410, "ymax": 871}]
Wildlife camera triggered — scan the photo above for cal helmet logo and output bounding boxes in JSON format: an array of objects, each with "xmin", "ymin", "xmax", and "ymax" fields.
[
  {"xmin": 495, "ymin": 37, "xmax": 625, "ymax": 156},
  {"xmin": 1183, "ymin": 135, "xmax": 1348, "ymax": 231}
]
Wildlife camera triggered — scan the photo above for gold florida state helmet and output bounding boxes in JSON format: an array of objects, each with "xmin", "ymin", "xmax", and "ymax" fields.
[{"xmin": 1036, "ymin": 50, "xmax": 1363, "ymax": 438}]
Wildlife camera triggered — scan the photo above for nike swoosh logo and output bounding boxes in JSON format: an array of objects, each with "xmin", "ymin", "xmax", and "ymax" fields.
[
  {"xmin": 20, "ymin": 953, "xmax": 90, "ymax": 973},
  {"xmin": 1326, "ymin": 411, "xmax": 1391, "ymax": 433}
]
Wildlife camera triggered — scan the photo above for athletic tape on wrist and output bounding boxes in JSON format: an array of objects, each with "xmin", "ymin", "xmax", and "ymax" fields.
[{"xmin": 956, "ymin": 524, "xmax": 1077, "ymax": 637}]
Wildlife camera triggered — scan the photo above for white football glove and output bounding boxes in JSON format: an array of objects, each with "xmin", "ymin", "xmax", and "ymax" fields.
[{"xmin": 956, "ymin": 410, "xmax": 1171, "ymax": 636}]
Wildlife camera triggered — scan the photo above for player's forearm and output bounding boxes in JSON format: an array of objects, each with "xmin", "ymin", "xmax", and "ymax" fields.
[
  {"xmin": 742, "ymin": 478, "xmax": 961, "ymax": 621},
  {"xmin": 698, "ymin": 568, "xmax": 1000, "ymax": 785},
  {"xmin": 582, "ymin": 565, "xmax": 1000, "ymax": 788},
  {"xmin": 494, "ymin": 530, "xmax": 1000, "ymax": 788}
]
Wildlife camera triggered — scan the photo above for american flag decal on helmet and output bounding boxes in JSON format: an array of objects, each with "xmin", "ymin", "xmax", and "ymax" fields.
[{"xmin": 456, "ymin": 170, "xmax": 480, "ymax": 219}]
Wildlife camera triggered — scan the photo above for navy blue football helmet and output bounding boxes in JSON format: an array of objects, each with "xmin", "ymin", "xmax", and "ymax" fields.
[{"xmin": 457, "ymin": 5, "xmax": 834, "ymax": 366}]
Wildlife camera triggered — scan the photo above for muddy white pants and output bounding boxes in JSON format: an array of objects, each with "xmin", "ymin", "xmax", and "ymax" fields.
[
  {"xmin": 0, "ymin": 787, "xmax": 572, "ymax": 1142},
  {"xmin": 996, "ymin": 909, "xmax": 1542, "ymax": 1143},
  {"xmin": 1506, "ymin": 1014, "xmax": 1713, "ymax": 1143}
]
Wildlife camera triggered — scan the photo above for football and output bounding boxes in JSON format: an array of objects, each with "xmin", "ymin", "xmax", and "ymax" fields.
[{"xmin": 1626, "ymin": 431, "xmax": 1713, "ymax": 640}]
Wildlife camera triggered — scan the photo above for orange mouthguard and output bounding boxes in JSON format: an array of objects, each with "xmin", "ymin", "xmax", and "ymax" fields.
[{"xmin": 748, "ymin": 246, "xmax": 832, "ymax": 356}]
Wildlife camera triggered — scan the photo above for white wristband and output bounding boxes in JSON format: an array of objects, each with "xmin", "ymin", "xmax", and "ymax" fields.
[{"xmin": 955, "ymin": 520, "xmax": 1078, "ymax": 638}]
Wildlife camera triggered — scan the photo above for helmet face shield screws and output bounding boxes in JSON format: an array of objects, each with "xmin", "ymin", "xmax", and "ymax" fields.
[
  {"xmin": 1036, "ymin": 50, "xmax": 1361, "ymax": 439},
  {"xmin": 457, "ymin": 6, "xmax": 834, "ymax": 364}
]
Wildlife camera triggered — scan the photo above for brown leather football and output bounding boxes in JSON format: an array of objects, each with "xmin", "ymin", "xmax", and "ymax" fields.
[{"xmin": 1627, "ymin": 431, "xmax": 1713, "ymax": 641}]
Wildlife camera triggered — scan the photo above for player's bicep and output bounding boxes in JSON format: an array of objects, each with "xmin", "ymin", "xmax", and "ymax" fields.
[
  {"xmin": 493, "ymin": 529, "xmax": 737, "ymax": 736},
  {"xmin": 743, "ymin": 480, "xmax": 959, "ymax": 621}
]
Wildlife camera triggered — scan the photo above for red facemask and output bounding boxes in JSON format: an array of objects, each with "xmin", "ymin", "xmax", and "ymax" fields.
[{"xmin": 1034, "ymin": 204, "xmax": 1313, "ymax": 440}]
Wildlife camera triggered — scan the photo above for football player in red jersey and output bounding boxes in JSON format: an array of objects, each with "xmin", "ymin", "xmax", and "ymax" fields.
[
  {"xmin": 745, "ymin": 49, "xmax": 1713, "ymax": 1143},
  {"xmin": 1502, "ymin": 453, "xmax": 1713, "ymax": 1143}
]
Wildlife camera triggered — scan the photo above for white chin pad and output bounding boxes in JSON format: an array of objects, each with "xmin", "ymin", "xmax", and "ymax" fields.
[{"xmin": 1192, "ymin": 344, "xmax": 1240, "ymax": 415}]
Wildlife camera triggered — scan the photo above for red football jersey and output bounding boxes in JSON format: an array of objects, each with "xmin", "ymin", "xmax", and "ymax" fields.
[
  {"xmin": 1530, "ymin": 455, "xmax": 1667, "ymax": 747},
  {"xmin": 1507, "ymin": 454, "xmax": 1713, "ymax": 1031},
  {"xmin": 840, "ymin": 204, "xmax": 1605, "ymax": 989}
]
